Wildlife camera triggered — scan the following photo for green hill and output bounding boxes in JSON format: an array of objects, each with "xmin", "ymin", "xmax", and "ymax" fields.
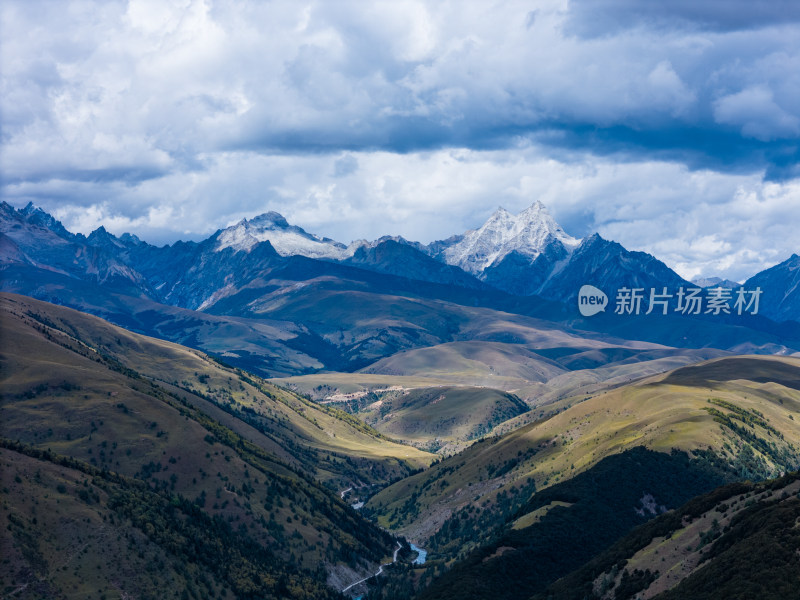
[
  {"xmin": 537, "ymin": 471, "xmax": 800, "ymax": 600},
  {"xmin": 0, "ymin": 293, "xmax": 432, "ymax": 596},
  {"xmin": 355, "ymin": 386, "xmax": 529, "ymax": 453},
  {"xmin": 416, "ymin": 447, "xmax": 738, "ymax": 600},
  {"xmin": 365, "ymin": 355, "xmax": 800, "ymax": 557}
]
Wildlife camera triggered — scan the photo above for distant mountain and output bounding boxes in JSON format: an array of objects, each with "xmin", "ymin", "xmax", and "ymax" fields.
[
  {"xmin": 0, "ymin": 201, "xmax": 154, "ymax": 297},
  {"xmin": 345, "ymin": 239, "xmax": 488, "ymax": 290},
  {"xmin": 215, "ymin": 211, "xmax": 359, "ymax": 259},
  {"xmin": 744, "ymin": 254, "xmax": 800, "ymax": 323},
  {"xmin": 3, "ymin": 200, "xmax": 799, "ymax": 374},
  {"xmin": 481, "ymin": 231, "xmax": 693, "ymax": 305},
  {"xmin": 692, "ymin": 275, "xmax": 742, "ymax": 289},
  {"xmin": 431, "ymin": 201, "xmax": 579, "ymax": 274},
  {"xmin": 428, "ymin": 203, "xmax": 694, "ymax": 305},
  {"xmin": 536, "ymin": 233, "xmax": 692, "ymax": 303}
]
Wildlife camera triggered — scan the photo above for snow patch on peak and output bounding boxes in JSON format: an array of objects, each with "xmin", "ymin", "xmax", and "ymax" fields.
[
  {"xmin": 442, "ymin": 202, "xmax": 580, "ymax": 274},
  {"xmin": 215, "ymin": 212, "xmax": 355, "ymax": 260},
  {"xmin": 248, "ymin": 211, "xmax": 291, "ymax": 229}
]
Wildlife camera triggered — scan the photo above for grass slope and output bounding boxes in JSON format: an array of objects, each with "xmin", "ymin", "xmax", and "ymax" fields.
[
  {"xmin": 537, "ymin": 471, "xmax": 800, "ymax": 600},
  {"xmin": 0, "ymin": 293, "xmax": 432, "ymax": 593},
  {"xmin": 0, "ymin": 293, "xmax": 431, "ymax": 488},
  {"xmin": 365, "ymin": 356, "xmax": 800, "ymax": 555},
  {"xmin": 355, "ymin": 386, "xmax": 529, "ymax": 454},
  {"xmin": 417, "ymin": 447, "xmax": 736, "ymax": 600}
]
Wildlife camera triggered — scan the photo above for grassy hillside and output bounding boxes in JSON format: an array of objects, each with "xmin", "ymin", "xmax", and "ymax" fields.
[
  {"xmin": 359, "ymin": 341, "xmax": 566, "ymax": 389},
  {"xmin": 0, "ymin": 443, "xmax": 341, "ymax": 600},
  {"xmin": 354, "ymin": 386, "xmax": 529, "ymax": 454},
  {"xmin": 365, "ymin": 355, "xmax": 800, "ymax": 556},
  {"xmin": 0, "ymin": 293, "xmax": 431, "ymax": 486},
  {"xmin": 416, "ymin": 447, "xmax": 737, "ymax": 600},
  {"xmin": 537, "ymin": 471, "xmax": 800, "ymax": 600},
  {"xmin": 0, "ymin": 293, "xmax": 432, "ymax": 594},
  {"xmin": 275, "ymin": 344, "xmax": 729, "ymax": 461}
]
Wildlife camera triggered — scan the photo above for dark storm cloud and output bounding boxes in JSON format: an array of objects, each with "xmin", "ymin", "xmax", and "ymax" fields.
[
  {"xmin": 565, "ymin": 0, "xmax": 800, "ymax": 36},
  {"xmin": 1, "ymin": 0, "xmax": 799, "ymax": 282},
  {"xmin": 4, "ymin": 1, "xmax": 800, "ymax": 180}
]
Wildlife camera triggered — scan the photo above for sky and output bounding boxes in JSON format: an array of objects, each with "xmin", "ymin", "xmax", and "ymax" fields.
[{"xmin": 2, "ymin": 0, "xmax": 800, "ymax": 282}]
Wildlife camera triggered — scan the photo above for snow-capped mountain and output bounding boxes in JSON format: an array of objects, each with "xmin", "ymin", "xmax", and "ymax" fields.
[
  {"xmin": 435, "ymin": 201, "xmax": 580, "ymax": 274},
  {"xmin": 3, "ymin": 200, "xmax": 799, "ymax": 323},
  {"xmin": 215, "ymin": 211, "xmax": 358, "ymax": 260}
]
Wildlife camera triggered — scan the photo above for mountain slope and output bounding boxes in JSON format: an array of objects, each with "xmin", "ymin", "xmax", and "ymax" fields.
[
  {"xmin": 417, "ymin": 447, "xmax": 737, "ymax": 600},
  {"xmin": 0, "ymin": 201, "xmax": 153, "ymax": 297},
  {"xmin": 537, "ymin": 471, "xmax": 800, "ymax": 600},
  {"xmin": 433, "ymin": 202, "xmax": 579, "ymax": 275},
  {"xmin": 345, "ymin": 239, "xmax": 488, "ymax": 290},
  {"xmin": 365, "ymin": 355, "xmax": 800, "ymax": 555},
  {"xmin": 745, "ymin": 253, "xmax": 800, "ymax": 322},
  {"xmin": 0, "ymin": 293, "xmax": 439, "ymax": 593},
  {"xmin": 0, "ymin": 442, "xmax": 342, "ymax": 600},
  {"xmin": 0, "ymin": 293, "xmax": 431, "ymax": 485},
  {"xmin": 536, "ymin": 233, "xmax": 692, "ymax": 303}
]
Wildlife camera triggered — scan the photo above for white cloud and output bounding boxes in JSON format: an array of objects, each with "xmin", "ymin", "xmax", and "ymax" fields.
[
  {"xmin": 6, "ymin": 145, "xmax": 799, "ymax": 282},
  {"xmin": 713, "ymin": 86, "xmax": 800, "ymax": 141},
  {"xmin": 1, "ymin": 0, "xmax": 799, "ymax": 283}
]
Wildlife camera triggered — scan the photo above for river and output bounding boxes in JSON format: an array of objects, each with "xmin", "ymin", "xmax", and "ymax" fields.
[{"xmin": 410, "ymin": 543, "xmax": 427, "ymax": 564}]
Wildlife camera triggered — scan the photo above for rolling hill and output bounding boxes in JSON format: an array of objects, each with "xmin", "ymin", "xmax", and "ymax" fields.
[
  {"xmin": 0, "ymin": 293, "xmax": 433, "ymax": 595},
  {"xmin": 352, "ymin": 386, "xmax": 530, "ymax": 454},
  {"xmin": 364, "ymin": 355, "xmax": 800, "ymax": 560},
  {"xmin": 536, "ymin": 471, "xmax": 800, "ymax": 600}
]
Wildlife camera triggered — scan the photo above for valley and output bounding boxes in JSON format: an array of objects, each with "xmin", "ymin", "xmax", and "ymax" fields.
[{"xmin": 2, "ymin": 202, "xmax": 800, "ymax": 599}]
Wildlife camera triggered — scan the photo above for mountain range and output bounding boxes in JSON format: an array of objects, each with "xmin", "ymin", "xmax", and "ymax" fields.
[
  {"xmin": 2, "ymin": 200, "xmax": 798, "ymax": 330},
  {"xmin": 3, "ymin": 198, "xmax": 800, "ymax": 599}
]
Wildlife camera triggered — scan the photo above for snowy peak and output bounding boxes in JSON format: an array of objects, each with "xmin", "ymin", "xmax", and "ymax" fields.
[
  {"xmin": 215, "ymin": 211, "xmax": 354, "ymax": 260},
  {"xmin": 441, "ymin": 201, "xmax": 580, "ymax": 274}
]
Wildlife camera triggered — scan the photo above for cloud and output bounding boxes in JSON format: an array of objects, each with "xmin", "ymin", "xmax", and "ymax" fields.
[
  {"xmin": 713, "ymin": 86, "xmax": 800, "ymax": 141},
  {"xmin": 1, "ymin": 0, "xmax": 799, "ymax": 281},
  {"xmin": 4, "ymin": 0, "xmax": 800, "ymax": 177},
  {"xmin": 564, "ymin": 0, "xmax": 800, "ymax": 37},
  {"xmin": 5, "ymin": 145, "xmax": 798, "ymax": 283},
  {"xmin": 332, "ymin": 154, "xmax": 359, "ymax": 178}
]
